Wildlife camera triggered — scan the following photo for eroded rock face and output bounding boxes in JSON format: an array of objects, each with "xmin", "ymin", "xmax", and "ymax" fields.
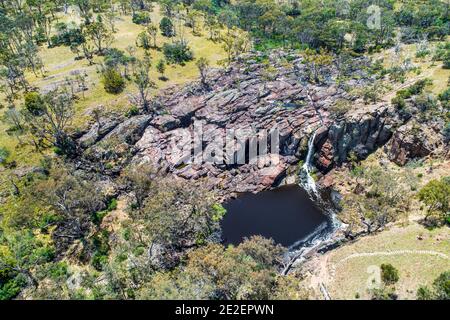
[
  {"xmin": 76, "ymin": 51, "xmax": 402, "ymax": 197},
  {"xmin": 315, "ymin": 105, "xmax": 401, "ymax": 171},
  {"xmin": 387, "ymin": 120, "xmax": 445, "ymax": 166}
]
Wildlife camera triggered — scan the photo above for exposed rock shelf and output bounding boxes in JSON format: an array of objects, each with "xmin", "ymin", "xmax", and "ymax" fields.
[{"xmin": 76, "ymin": 51, "xmax": 406, "ymax": 198}]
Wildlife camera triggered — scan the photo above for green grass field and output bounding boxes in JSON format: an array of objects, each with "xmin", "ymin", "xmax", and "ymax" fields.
[
  {"xmin": 0, "ymin": 4, "xmax": 226, "ymax": 172},
  {"xmin": 324, "ymin": 223, "xmax": 450, "ymax": 300}
]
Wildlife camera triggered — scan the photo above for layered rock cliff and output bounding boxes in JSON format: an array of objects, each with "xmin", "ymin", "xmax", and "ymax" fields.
[{"xmin": 76, "ymin": 51, "xmax": 407, "ymax": 197}]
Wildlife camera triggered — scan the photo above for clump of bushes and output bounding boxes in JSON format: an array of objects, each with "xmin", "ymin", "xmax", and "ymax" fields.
[
  {"xmin": 413, "ymin": 93, "xmax": 436, "ymax": 112},
  {"xmin": 125, "ymin": 105, "xmax": 139, "ymax": 117},
  {"xmin": 24, "ymin": 91, "xmax": 45, "ymax": 115},
  {"xmin": 0, "ymin": 146, "xmax": 10, "ymax": 165},
  {"xmin": 417, "ymin": 271, "xmax": 450, "ymax": 300},
  {"xmin": 330, "ymin": 99, "xmax": 351, "ymax": 117},
  {"xmin": 101, "ymin": 68, "xmax": 126, "ymax": 94},
  {"xmin": 163, "ymin": 41, "xmax": 193, "ymax": 65},
  {"xmin": 50, "ymin": 22, "xmax": 85, "ymax": 48},
  {"xmin": 90, "ymin": 230, "xmax": 111, "ymax": 271},
  {"xmin": 444, "ymin": 122, "xmax": 450, "ymax": 143},
  {"xmin": 136, "ymin": 31, "xmax": 151, "ymax": 50},
  {"xmin": 159, "ymin": 17, "xmax": 175, "ymax": 37},
  {"xmin": 132, "ymin": 12, "xmax": 151, "ymax": 25},
  {"xmin": 391, "ymin": 79, "xmax": 432, "ymax": 109},
  {"xmin": 391, "ymin": 96, "xmax": 406, "ymax": 109},
  {"xmin": 433, "ymin": 42, "xmax": 450, "ymax": 69},
  {"xmin": 438, "ymin": 87, "xmax": 450, "ymax": 109},
  {"xmin": 381, "ymin": 264, "xmax": 400, "ymax": 286}
]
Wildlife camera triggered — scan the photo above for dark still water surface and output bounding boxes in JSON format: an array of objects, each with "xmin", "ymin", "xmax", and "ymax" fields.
[{"xmin": 221, "ymin": 185, "xmax": 328, "ymax": 247}]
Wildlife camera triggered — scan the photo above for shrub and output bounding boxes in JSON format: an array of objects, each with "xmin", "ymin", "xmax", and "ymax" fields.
[
  {"xmin": 0, "ymin": 147, "xmax": 10, "ymax": 165},
  {"xmin": 415, "ymin": 49, "xmax": 430, "ymax": 59},
  {"xmin": 330, "ymin": 99, "xmax": 351, "ymax": 117},
  {"xmin": 0, "ymin": 276, "xmax": 26, "ymax": 300},
  {"xmin": 91, "ymin": 230, "xmax": 110, "ymax": 271},
  {"xmin": 438, "ymin": 87, "xmax": 450, "ymax": 109},
  {"xmin": 24, "ymin": 91, "xmax": 45, "ymax": 115},
  {"xmin": 370, "ymin": 286, "xmax": 398, "ymax": 300},
  {"xmin": 50, "ymin": 23, "xmax": 85, "ymax": 47},
  {"xmin": 408, "ymin": 79, "xmax": 432, "ymax": 96},
  {"xmin": 414, "ymin": 94, "xmax": 436, "ymax": 112},
  {"xmin": 418, "ymin": 178, "xmax": 450, "ymax": 222},
  {"xmin": 162, "ymin": 41, "xmax": 193, "ymax": 65},
  {"xmin": 125, "ymin": 106, "xmax": 139, "ymax": 117},
  {"xmin": 159, "ymin": 17, "xmax": 175, "ymax": 37},
  {"xmin": 395, "ymin": 79, "xmax": 432, "ymax": 101},
  {"xmin": 381, "ymin": 264, "xmax": 399, "ymax": 286},
  {"xmin": 391, "ymin": 96, "xmax": 406, "ymax": 109},
  {"xmin": 136, "ymin": 31, "xmax": 151, "ymax": 50},
  {"xmin": 132, "ymin": 12, "xmax": 151, "ymax": 25},
  {"xmin": 104, "ymin": 48, "xmax": 131, "ymax": 70},
  {"xmin": 417, "ymin": 271, "xmax": 450, "ymax": 300},
  {"xmin": 156, "ymin": 59, "xmax": 166, "ymax": 80},
  {"xmin": 434, "ymin": 42, "xmax": 450, "ymax": 69},
  {"xmin": 101, "ymin": 68, "xmax": 125, "ymax": 94},
  {"xmin": 444, "ymin": 122, "xmax": 450, "ymax": 143}
]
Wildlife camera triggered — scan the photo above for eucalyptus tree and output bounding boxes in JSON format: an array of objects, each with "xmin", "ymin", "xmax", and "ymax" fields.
[{"xmin": 131, "ymin": 54, "xmax": 155, "ymax": 112}]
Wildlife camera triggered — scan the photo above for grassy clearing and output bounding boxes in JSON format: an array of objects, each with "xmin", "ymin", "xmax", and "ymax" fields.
[
  {"xmin": 372, "ymin": 41, "xmax": 450, "ymax": 96},
  {"xmin": 0, "ymin": 4, "xmax": 226, "ymax": 168},
  {"xmin": 325, "ymin": 223, "xmax": 450, "ymax": 300}
]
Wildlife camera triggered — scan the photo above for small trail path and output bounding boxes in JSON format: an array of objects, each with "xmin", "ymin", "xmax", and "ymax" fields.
[
  {"xmin": 310, "ymin": 249, "xmax": 449, "ymax": 299},
  {"xmin": 335, "ymin": 249, "xmax": 449, "ymax": 269}
]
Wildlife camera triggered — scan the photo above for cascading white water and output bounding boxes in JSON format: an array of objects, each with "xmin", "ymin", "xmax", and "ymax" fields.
[
  {"xmin": 283, "ymin": 112, "xmax": 342, "ymax": 271},
  {"xmin": 301, "ymin": 130, "xmax": 319, "ymax": 197}
]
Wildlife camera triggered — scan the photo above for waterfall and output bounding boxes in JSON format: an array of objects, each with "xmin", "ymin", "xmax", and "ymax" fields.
[
  {"xmin": 283, "ymin": 127, "xmax": 341, "ymax": 273},
  {"xmin": 281, "ymin": 89, "xmax": 342, "ymax": 273},
  {"xmin": 300, "ymin": 130, "xmax": 319, "ymax": 197}
]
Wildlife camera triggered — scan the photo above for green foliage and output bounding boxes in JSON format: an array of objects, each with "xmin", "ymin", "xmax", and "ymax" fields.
[
  {"xmin": 101, "ymin": 68, "xmax": 126, "ymax": 94},
  {"xmin": 369, "ymin": 286, "xmax": 398, "ymax": 300},
  {"xmin": 50, "ymin": 23, "xmax": 85, "ymax": 47},
  {"xmin": 418, "ymin": 178, "xmax": 450, "ymax": 222},
  {"xmin": 136, "ymin": 31, "xmax": 151, "ymax": 50},
  {"xmin": 417, "ymin": 271, "xmax": 450, "ymax": 300},
  {"xmin": 439, "ymin": 87, "xmax": 450, "ymax": 109},
  {"xmin": 162, "ymin": 41, "xmax": 194, "ymax": 65},
  {"xmin": 342, "ymin": 166, "xmax": 413, "ymax": 234},
  {"xmin": 103, "ymin": 48, "xmax": 132, "ymax": 70},
  {"xmin": 137, "ymin": 236, "xmax": 288, "ymax": 300},
  {"xmin": 330, "ymin": 99, "xmax": 351, "ymax": 117},
  {"xmin": 93, "ymin": 198, "xmax": 118, "ymax": 224},
  {"xmin": 444, "ymin": 122, "xmax": 450, "ymax": 143},
  {"xmin": 0, "ymin": 230, "xmax": 55, "ymax": 299},
  {"xmin": 156, "ymin": 59, "xmax": 166, "ymax": 79},
  {"xmin": 381, "ymin": 263, "xmax": 399, "ymax": 286},
  {"xmin": 0, "ymin": 276, "xmax": 26, "ymax": 300},
  {"xmin": 125, "ymin": 105, "xmax": 139, "ymax": 117},
  {"xmin": 91, "ymin": 230, "xmax": 110, "ymax": 271},
  {"xmin": 391, "ymin": 96, "xmax": 406, "ymax": 109},
  {"xmin": 0, "ymin": 147, "xmax": 10, "ymax": 165},
  {"xmin": 159, "ymin": 17, "xmax": 175, "ymax": 37},
  {"xmin": 24, "ymin": 92, "xmax": 45, "ymax": 116},
  {"xmin": 132, "ymin": 12, "xmax": 151, "ymax": 25},
  {"xmin": 413, "ymin": 93, "xmax": 436, "ymax": 112},
  {"xmin": 396, "ymin": 79, "xmax": 432, "ymax": 100},
  {"xmin": 196, "ymin": 57, "xmax": 210, "ymax": 85},
  {"xmin": 212, "ymin": 203, "xmax": 226, "ymax": 222},
  {"xmin": 23, "ymin": 89, "xmax": 76, "ymax": 154},
  {"xmin": 434, "ymin": 42, "xmax": 450, "ymax": 69},
  {"xmin": 84, "ymin": 20, "xmax": 113, "ymax": 54}
]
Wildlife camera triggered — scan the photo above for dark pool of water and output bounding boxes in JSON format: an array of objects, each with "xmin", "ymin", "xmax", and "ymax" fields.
[{"xmin": 221, "ymin": 185, "xmax": 329, "ymax": 247}]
